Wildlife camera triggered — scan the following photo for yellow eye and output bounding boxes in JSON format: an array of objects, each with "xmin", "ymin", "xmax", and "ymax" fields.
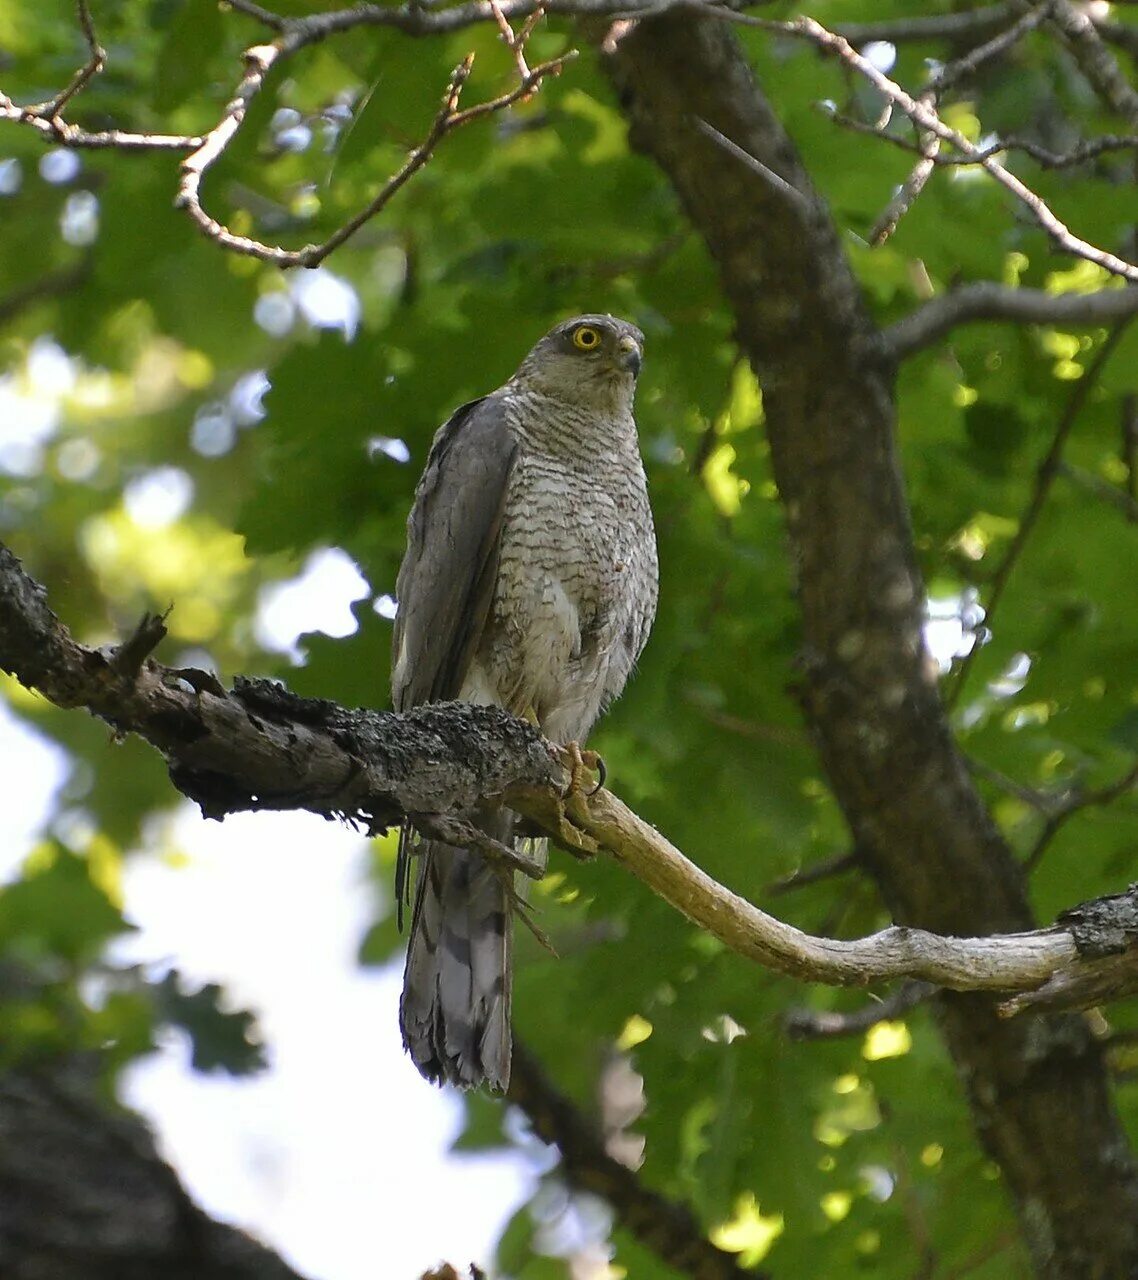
[{"xmin": 572, "ymin": 325, "xmax": 602, "ymax": 351}]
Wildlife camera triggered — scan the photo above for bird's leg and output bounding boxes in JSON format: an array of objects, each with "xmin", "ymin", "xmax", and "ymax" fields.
[
  {"xmin": 414, "ymin": 814, "xmax": 545, "ymax": 880},
  {"xmin": 562, "ymin": 740, "xmax": 607, "ymax": 798}
]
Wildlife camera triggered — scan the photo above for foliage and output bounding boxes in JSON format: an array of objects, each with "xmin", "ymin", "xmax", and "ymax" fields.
[{"xmin": 2, "ymin": 0, "xmax": 1138, "ymax": 1276}]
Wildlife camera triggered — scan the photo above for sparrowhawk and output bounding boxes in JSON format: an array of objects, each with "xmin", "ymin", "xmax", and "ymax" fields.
[{"xmin": 392, "ymin": 314, "xmax": 658, "ymax": 1090}]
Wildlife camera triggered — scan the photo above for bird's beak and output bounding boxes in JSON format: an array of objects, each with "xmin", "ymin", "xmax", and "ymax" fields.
[{"xmin": 617, "ymin": 335, "xmax": 643, "ymax": 377}]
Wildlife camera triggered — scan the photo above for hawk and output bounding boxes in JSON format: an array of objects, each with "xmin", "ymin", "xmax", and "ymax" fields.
[{"xmin": 392, "ymin": 314, "xmax": 658, "ymax": 1089}]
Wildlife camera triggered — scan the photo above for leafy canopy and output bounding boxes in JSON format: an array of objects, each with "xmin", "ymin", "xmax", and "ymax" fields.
[{"xmin": 2, "ymin": 0, "xmax": 1138, "ymax": 1275}]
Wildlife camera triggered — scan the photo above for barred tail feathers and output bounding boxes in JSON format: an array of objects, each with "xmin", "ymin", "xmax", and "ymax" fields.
[{"xmin": 400, "ymin": 833, "xmax": 512, "ymax": 1091}]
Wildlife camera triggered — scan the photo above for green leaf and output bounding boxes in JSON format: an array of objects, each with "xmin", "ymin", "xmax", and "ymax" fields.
[
  {"xmin": 0, "ymin": 846, "xmax": 131, "ymax": 963},
  {"xmin": 153, "ymin": 971, "xmax": 267, "ymax": 1075}
]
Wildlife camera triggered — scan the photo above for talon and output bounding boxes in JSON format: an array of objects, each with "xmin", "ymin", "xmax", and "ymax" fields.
[
  {"xmin": 588, "ymin": 754, "xmax": 607, "ymax": 795},
  {"xmin": 562, "ymin": 741, "xmax": 606, "ymax": 797}
]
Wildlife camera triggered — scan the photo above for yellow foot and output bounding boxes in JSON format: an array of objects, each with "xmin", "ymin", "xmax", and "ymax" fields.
[{"xmin": 562, "ymin": 741, "xmax": 607, "ymax": 798}]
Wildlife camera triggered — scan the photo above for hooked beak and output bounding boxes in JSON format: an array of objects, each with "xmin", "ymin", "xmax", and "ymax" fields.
[{"xmin": 617, "ymin": 334, "xmax": 643, "ymax": 377}]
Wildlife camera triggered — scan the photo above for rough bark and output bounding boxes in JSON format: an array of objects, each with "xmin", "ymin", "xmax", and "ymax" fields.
[
  {"xmin": 8, "ymin": 539, "xmax": 1137, "ymax": 1012},
  {"xmin": 603, "ymin": 13, "xmax": 1138, "ymax": 1278},
  {"xmin": 0, "ymin": 1059, "xmax": 308, "ymax": 1280}
]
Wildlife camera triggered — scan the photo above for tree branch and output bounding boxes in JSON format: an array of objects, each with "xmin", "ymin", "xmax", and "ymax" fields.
[
  {"xmin": 784, "ymin": 980, "xmax": 936, "ymax": 1041},
  {"xmin": 600, "ymin": 10, "xmax": 1138, "ymax": 1274},
  {"xmin": 175, "ymin": 36, "xmax": 575, "ymax": 266},
  {"xmin": 887, "ymin": 282, "xmax": 1138, "ymax": 358},
  {"xmin": 7, "ymin": 538, "xmax": 1138, "ymax": 1019},
  {"xmin": 727, "ymin": 12, "xmax": 1138, "ymax": 282},
  {"xmin": 834, "ymin": 1, "xmax": 1138, "ymax": 61},
  {"xmin": 1046, "ymin": 0, "xmax": 1138, "ymax": 128},
  {"xmin": 1024, "ymin": 762, "xmax": 1138, "ymax": 872},
  {"xmin": 833, "ymin": 4, "xmax": 1020, "ymax": 46},
  {"xmin": 508, "ymin": 1043, "xmax": 758, "ymax": 1280},
  {"xmin": 0, "ymin": 0, "xmax": 574, "ymax": 264},
  {"xmin": 30, "ymin": 0, "xmax": 105, "ymax": 120},
  {"xmin": 0, "ymin": 1057, "xmax": 308, "ymax": 1280}
]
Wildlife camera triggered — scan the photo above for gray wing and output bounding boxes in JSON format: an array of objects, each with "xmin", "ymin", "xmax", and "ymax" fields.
[{"xmin": 391, "ymin": 395, "xmax": 517, "ymax": 710}]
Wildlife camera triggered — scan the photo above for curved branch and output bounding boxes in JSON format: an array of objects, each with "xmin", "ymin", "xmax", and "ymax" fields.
[
  {"xmin": 7, "ymin": 539, "xmax": 1138, "ymax": 1018},
  {"xmin": 511, "ymin": 781, "xmax": 1083, "ymax": 993},
  {"xmin": 175, "ymin": 37, "xmax": 574, "ymax": 266},
  {"xmin": 888, "ymin": 282, "xmax": 1138, "ymax": 357}
]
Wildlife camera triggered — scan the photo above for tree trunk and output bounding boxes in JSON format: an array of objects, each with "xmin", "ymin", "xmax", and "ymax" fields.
[{"xmin": 604, "ymin": 13, "xmax": 1138, "ymax": 1277}]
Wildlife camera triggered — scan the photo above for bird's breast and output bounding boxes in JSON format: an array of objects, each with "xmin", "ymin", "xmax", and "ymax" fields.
[{"xmin": 481, "ymin": 437, "xmax": 651, "ymax": 733}]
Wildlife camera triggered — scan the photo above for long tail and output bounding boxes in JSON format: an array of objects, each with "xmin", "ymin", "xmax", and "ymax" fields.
[{"xmin": 399, "ymin": 824, "xmax": 512, "ymax": 1091}]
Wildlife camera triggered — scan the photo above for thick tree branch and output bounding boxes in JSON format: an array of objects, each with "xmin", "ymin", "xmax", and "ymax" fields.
[
  {"xmin": 0, "ymin": 544, "xmax": 565, "ymax": 832},
  {"xmin": 6, "ymin": 541, "xmax": 1138, "ymax": 1019},
  {"xmin": 0, "ymin": 1057, "xmax": 308, "ymax": 1280}
]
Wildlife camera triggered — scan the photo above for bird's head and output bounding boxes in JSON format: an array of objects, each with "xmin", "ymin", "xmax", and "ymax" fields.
[{"xmin": 512, "ymin": 314, "xmax": 644, "ymax": 412}]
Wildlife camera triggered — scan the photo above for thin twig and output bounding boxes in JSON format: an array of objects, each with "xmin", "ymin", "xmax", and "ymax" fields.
[
  {"xmin": 968, "ymin": 756, "xmax": 1052, "ymax": 812},
  {"xmin": 1057, "ymin": 460, "xmax": 1138, "ymax": 523},
  {"xmin": 834, "ymin": 4, "xmax": 1019, "ymax": 46},
  {"xmin": 826, "ymin": 111, "xmax": 1138, "ymax": 170},
  {"xmin": 765, "ymin": 850, "xmax": 860, "ymax": 898},
  {"xmin": 682, "ymin": 695, "xmax": 809, "ymax": 749},
  {"xmin": 868, "ymin": 94, "xmax": 939, "ymax": 246},
  {"xmin": 0, "ymin": 96, "xmax": 201, "ymax": 150},
  {"xmin": 0, "ymin": 0, "xmax": 197, "ymax": 149},
  {"xmin": 223, "ymin": 0, "xmax": 289, "ymax": 30},
  {"xmin": 490, "ymin": 0, "xmax": 541, "ymax": 83},
  {"xmin": 1025, "ymin": 762, "xmax": 1138, "ymax": 872},
  {"xmin": 834, "ymin": 1, "xmax": 1138, "ymax": 62},
  {"xmin": 176, "ymin": 42, "xmax": 574, "ymax": 266},
  {"xmin": 1, "ymin": 0, "xmax": 572, "ymax": 265},
  {"xmin": 866, "ymin": 2, "xmax": 1048, "ymax": 243},
  {"xmin": 948, "ymin": 319, "xmax": 1136, "ymax": 705},
  {"xmin": 31, "ymin": 0, "xmax": 105, "ymax": 120},
  {"xmin": 785, "ymin": 980, "xmax": 936, "ymax": 1040},
  {"xmin": 709, "ymin": 10, "xmax": 1138, "ymax": 282},
  {"xmin": 694, "ymin": 117, "xmax": 813, "ymax": 214},
  {"xmin": 927, "ymin": 1, "xmax": 1053, "ymax": 96}
]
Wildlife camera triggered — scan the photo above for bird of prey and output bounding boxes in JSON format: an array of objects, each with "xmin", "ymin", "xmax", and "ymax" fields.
[{"xmin": 391, "ymin": 314, "xmax": 658, "ymax": 1090}]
